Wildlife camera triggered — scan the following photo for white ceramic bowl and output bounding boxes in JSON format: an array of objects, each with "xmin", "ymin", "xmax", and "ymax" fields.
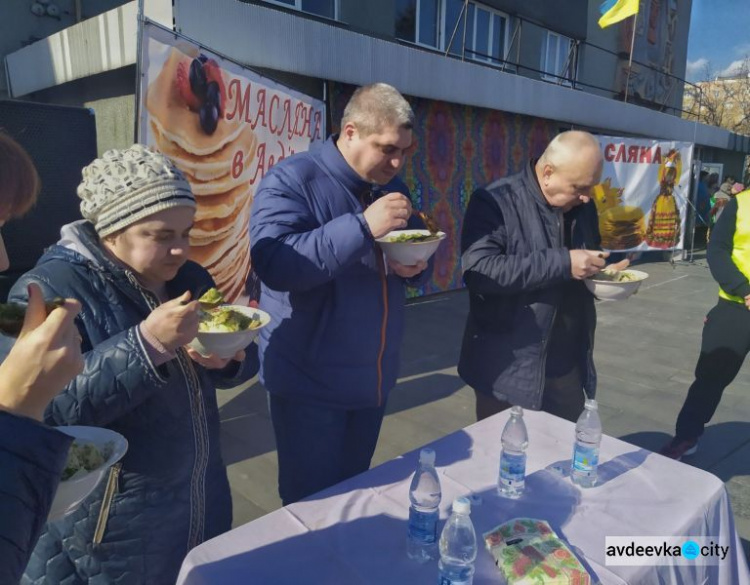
[
  {"xmin": 189, "ymin": 305, "xmax": 271, "ymax": 359},
  {"xmin": 375, "ymin": 230, "xmax": 446, "ymax": 266},
  {"xmin": 49, "ymin": 426, "xmax": 128, "ymax": 521},
  {"xmin": 585, "ymin": 269, "xmax": 649, "ymax": 301}
]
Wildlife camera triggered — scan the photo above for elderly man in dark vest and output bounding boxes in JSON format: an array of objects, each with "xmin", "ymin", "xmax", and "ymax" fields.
[{"xmin": 458, "ymin": 130, "xmax": 613, "ymax": 422}]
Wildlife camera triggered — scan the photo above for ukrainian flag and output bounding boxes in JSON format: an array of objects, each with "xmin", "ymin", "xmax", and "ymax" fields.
[{"xmin": 598, "ymin": 0, "xmax": 639, "ymax": 28}]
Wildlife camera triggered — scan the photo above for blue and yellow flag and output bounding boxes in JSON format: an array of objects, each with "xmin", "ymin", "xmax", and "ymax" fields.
[{"xmin": 598, "ymin": 0, "xmax": 639, "ymax": 28}]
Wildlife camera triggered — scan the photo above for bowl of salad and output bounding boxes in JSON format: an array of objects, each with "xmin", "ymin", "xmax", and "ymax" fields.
[
  {"xmin": 375, "ymin": 229, "xmax": 446, "ymax": 266},
  {"xmin": 585, "ymin": 269, "xmax": 649, "ymax": 301},
  {"xmin": 189, "ymin": 304, "xmax": 270, "ymax": 359},
  {"xmin": 49, "ymin": 426, "xmax": 128, "ymax": 521}
]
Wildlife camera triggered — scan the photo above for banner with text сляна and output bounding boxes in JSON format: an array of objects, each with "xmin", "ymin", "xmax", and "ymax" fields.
[{"xmin": 593, "ymin": 137, "xmax": 694, "ymax": 251}]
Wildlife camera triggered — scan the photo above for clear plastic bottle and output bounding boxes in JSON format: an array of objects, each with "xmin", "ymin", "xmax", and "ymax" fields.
[
  {"xmin": 571, "ymin": 398, "xmax": 602, "ymax": 488},
  {"xmin": 407, "ymin": 448, "xmax": 441, "ymax": 562},
  {"xmin": 437, "ymin": 497, "xmax": 477, "ymax": 585},
  {"xmin": 497, "ymin": 406, "xmax": 529, "ymax": 498}
]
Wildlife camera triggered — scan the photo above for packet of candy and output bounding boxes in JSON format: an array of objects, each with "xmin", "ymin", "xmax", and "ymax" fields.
[{"xmin": 483, "ymin": 518, "xmax": 591, "ymax": 584}]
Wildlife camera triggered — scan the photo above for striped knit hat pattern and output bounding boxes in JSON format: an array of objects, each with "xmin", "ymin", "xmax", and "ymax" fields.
[{"xmin": 78, "ymin": 144, "xmax": 196, "ymax": 237}]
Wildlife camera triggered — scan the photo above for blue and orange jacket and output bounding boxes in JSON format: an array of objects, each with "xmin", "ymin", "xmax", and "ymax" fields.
[{"xmin": 250, "ymin": 136, "xmax": 432, "ymax": 409}]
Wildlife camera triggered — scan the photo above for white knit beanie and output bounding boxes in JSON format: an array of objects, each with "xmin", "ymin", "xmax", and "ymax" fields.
[{"xmin": 78, "ymin": 144, "xmax": 196, "ymax": 237}]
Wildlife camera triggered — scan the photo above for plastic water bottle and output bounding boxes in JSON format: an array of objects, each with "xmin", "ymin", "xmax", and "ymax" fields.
[
  {"xmin": 437, "ymin": 497, "xmax": 477, "ymax": 585},
  {"xmin": 497, "ymin": 406, "xmax": 528, "ymax": 498},
  {"xmin": 571, "ymin": 398, "xmax": 602, "ymax": 488},
  {"xmin": 407, "ymin": 448, "xmax": 441, "ymax": 562}
]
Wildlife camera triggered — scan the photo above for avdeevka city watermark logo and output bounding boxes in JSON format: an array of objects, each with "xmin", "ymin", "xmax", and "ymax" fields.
[
  {"xmin": 681, "ymin": 540, "xmax": 700, "ymax": 560},
  {"xmin": 605, "ymin": 537, "xmax": 729, "ymax": 566}
]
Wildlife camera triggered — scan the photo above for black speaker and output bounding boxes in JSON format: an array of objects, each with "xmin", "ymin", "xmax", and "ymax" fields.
[{"xmin": 0, "ymin": 100, "xmax": 97, "ymax": 300}]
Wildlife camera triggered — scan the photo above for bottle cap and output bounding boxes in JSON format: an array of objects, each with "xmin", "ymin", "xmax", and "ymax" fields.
[
  {"xmin": 419, "ymin": 447, "xmax": 436, "ymax": 465},
  {"xmin": 510, "ymin": 405, "xmax": 524, "ymax": 417},
  {"xmin": 584, "ymin": 398, "xmax": 598, "ymax": 410},
  {"xmin": 453, "ymin": 496, "xmax": 471, "ymax": 515}
]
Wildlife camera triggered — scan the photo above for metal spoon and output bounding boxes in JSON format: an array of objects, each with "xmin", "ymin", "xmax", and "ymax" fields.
[{"xmin": 414, "ymin": 210, "xmax": 439, "ymax": 236}]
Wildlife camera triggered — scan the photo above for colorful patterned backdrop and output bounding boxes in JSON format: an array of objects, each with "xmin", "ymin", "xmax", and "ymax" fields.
[{"xmin": 329, "ymin": 82, "xmax": 558, "ymax": 296}]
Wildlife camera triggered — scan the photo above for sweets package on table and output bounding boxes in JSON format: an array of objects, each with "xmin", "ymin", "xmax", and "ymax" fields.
[{"xmin": 484, "ymin": 518, "xmax": 591, "ymax": 584}]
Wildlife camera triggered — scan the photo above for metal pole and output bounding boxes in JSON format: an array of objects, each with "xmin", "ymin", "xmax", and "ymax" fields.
[
  {"xmin": 461, "ymin": 0, "xmax": 469, "ymax": 61},
  {"xmin": 3, "ymin": 56, "xmax": 13, "ymax": 99},
  {"xmin": 507, "ymin": 18, "xmax": 520, "ymax": 67},
  {"xmin": 559, "ymin": 41, "xmax": 576, "ymax": 85},
  {"xmin": 623, "ymin": 10, "xmax": 638, "ymax": 103},
  {"xmin": 516, "ymin": 18, "xmax": 522, "ymax": 67},
  {"xmin": 658, "ymin": 78, "xmax": 676, "ymax": 113},
  {"xmin": 133, "ymin": 0, "xmax": 146, "ymax": 145},
  {"xmin": 444, "ymin": 0, "xmax": 468, "ymax": 57}
]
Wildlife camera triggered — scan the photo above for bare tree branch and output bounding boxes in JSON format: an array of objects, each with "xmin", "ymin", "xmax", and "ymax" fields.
[{"xmin": 683, "ymin": 55, "xmax": 750, "ymax": 135}]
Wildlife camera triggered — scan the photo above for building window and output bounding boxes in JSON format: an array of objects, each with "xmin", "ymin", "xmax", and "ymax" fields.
[
  {"xmin": 541, "ymin": 31, "xmax": 575, "ymax": 84},
  {"xmin": 396, "ymin": 0, "xmax": 438, "ymax": 47},
  {"xmin": 444, "ymin": 0, "xmax": 508, "ymax": 66},
  {"xmin": 395, "ymin": 0, "xmax": 509, "ymax": 67},
  {"xmin": 262, "ymin": 0, "xmax": 337, "ymax": 20}
]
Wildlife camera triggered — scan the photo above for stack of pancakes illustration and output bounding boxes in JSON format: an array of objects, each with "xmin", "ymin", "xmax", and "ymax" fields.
[
  {"xmin": 146, "ymin": 48, "xmax": 257, "ymax": 302},
  {"xmin": 592, "ymin": 178, "xmax": 645, "ymax": 250}
]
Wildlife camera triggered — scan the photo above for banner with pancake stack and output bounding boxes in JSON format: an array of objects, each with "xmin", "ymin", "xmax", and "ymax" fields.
[
  {"xmin": 592, "ymin": 136, "xmax": 694, "ymax": 251},
  {"xmin": 137, "ymin": 21, "xmax": 326, "ymax": 303}
]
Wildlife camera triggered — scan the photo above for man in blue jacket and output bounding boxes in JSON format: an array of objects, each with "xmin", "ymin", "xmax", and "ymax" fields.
[
  {"xmin": 250, "ymin": 83, "xmax": 432, "ymax": 505},
  {"xmin": 459, "ymin": 131, "xmax": 609, "ymax": 422}
]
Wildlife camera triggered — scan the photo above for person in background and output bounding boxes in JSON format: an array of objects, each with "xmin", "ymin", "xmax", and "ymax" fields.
[
  {"xmin": 695, "ymin": 170, "xmax": 711, "ymax": 247},
  {"xmin": 10, "ymin": 145, "xmax": 259, "ymax": 585},
  {"xmin": 661, "ymin": 182, "xmax": 750, "ymax": 460},
  {"xmin": 0, "ymin": 132, "xmax": 84, "ymax": 584},
  {"xmin": 719, "ymin": 175, "xmax": 735, "ymax": 197},
  {"xmin": 709, "ymin": 180, "xmax": 732, "ymax": 235},
  {"xmin": 707, "ymin": 172, "xmax": 720, "ymax": 198},
  {"xmin": 250, "ymin": 83, "xmax": 432, "ymax": 505},
  {"xmin": 458, "ymin": 131, "xmax": 620, "ymax": 422}
]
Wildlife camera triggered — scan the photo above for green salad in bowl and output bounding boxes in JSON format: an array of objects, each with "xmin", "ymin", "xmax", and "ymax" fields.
[
  {"xmin": 62, "ymin": 441, "xmax": 114, "ymax": 480},
  {"xmin": 50, "ymin": 426, "xmax": 128, "ymax": 521},
  {"xmin": 198, "ymin": 306, "xmax": 263, "ymax": 333},
  {"xmin": 375, "ymin": 229, "xmax": 446, "ymax": 265},
  {"xmin": 585, "ymin": 268, "xmax": 649, "ymax": 301}
]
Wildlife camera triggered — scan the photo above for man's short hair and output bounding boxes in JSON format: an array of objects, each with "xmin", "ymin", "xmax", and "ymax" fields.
[
  {"xmin": 0, "ymin": 132, "xmax": 40, "ymax": 219},
  {"xmin": 539, "ymin": 130, "xmax": 601, "ymax": 169},
  {"xmin": 340, "ymin": 83, "xmax": 414, "ymax": 137}
]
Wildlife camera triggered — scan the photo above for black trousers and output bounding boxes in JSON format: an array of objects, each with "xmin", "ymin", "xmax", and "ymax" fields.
[
  {"xmin": 676, "ymin": 298, "xmax": 750, "ymax": 440},
  {"xmin": 474, "ymin": 366, "xmax": 585, "ymax": 423}
]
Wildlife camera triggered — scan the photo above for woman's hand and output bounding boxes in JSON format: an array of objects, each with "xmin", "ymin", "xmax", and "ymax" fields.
[
  {"xmin": 185, "ymin": 347, "xmax": 245, "ymax": 369},
  {"xmin": 143, "ymin": 291, "xmax": 200, "ymax": 352}
]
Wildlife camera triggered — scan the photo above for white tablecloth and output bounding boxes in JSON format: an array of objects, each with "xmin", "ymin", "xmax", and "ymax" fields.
[{"xmin": 177, "ymin": 410, "xmax": 750, "ymax": 584}]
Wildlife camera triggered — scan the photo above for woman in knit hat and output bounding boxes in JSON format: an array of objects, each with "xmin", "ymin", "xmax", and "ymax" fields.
[{"xmin": 9, "ymin": 144, "xmax": 259, "ymax": 585}]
